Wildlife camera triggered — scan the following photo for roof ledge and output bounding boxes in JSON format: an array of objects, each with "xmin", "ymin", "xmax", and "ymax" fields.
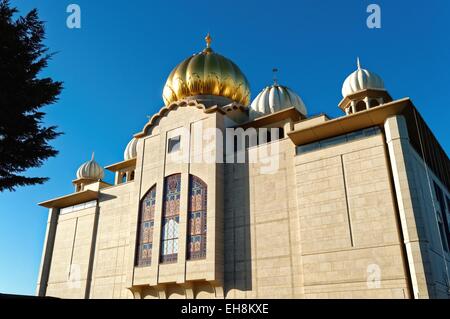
[
  {"xmin": 38, "ymin": 190, "xmax": 99, "ymax": 209},
  {"xmin": 288, "ymin": 98, "xmax": 411, "ymax": 146},
  {"xmin": 238, "ymin": 107, "xmax": 305, "ymax": 129},
  {"xmin": 105, "ymin": 158, "xmax": 137, "ymax": 172}
]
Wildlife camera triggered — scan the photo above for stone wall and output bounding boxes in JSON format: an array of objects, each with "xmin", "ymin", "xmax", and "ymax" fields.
[{"xmin": 294, "ymin": 132, "xmax": 410, "ymax": 298}]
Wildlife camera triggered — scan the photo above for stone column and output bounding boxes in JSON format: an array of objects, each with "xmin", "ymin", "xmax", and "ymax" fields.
[
  {"xmin": 176, "ymin": 172, "xmax": 189, "ymax": 284},
  {"xmin": 183, "ymin": 282, "xmax": 195, "ymax": 299},
  {"xmin": 364, "ymin": 97, "xmax": 370, "ymax": 110},
  {"xmin": 128, "ymin": 287, "xmax": 142, "ymax": 299},
  {"xmin": 149, "ymin": 131, "xmax": 170, "ymax": 287},
  {"xmin": 125, "ymin": 136, "xmax": 147, "ymax": 289},
  {"xmin": 384, "ymin": 115, "xmax": 430, "ymax": 298},
  {"xmin": 36, "ymin": 208, "xmax": 59, "ymax": 296},
  {"xmin": 84, "ymin": 204, "xmax": 100, "ymax": 298}
]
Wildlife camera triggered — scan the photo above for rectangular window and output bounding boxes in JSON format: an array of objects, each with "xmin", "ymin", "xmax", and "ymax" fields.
[
  {"xmin": 446, "ymin": 196, "xmax": 450, "ymax": 239},
  {"xmin": 167, "ymin": 136, "xmax": 181, "ymax": 153},
  {"xmin": 60, "ymin": 200, "xmax": 97, "ymax": 215},
  {"xmin": 438, "ymin": 219, "xmax": 449, "ymax": 252},
  {"xmin": 446, "ymin": 196, "xmax": 450, "ymax": 215},
  {"xmin": 434, "ymin": 182, "xmax": 450, "ymax": 252},
  {"xmin": 296, "ymin": 142, "xmax": 320, "ymax": 154},
  {"xmin": 296, "ymin": 127, "xmax": 381, "ymax": 156},
  {"xmin": 319, "ymin": 135, "xmax": 346, "ymax": 148}
]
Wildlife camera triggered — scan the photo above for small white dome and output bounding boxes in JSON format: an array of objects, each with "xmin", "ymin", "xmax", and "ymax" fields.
[
  {"xmin": 124, "ymin": 137, "xmax": 138, "ymax": 160},
  {"xmin": 76, "ymin": 154, "xmax": 104, "ymax": 180},
  {"xmin": 342, "ymin": 58, "xmax": 384, "ymax": 97},
  {"xmin": 250, "ymin": 84, "xmax": 307, "ymax": 119}
]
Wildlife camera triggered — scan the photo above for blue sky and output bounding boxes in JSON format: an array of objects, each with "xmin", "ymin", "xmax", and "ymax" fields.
[{"xmin": 0, "ymin": 0, "xmax": 449, "ymax": 295}]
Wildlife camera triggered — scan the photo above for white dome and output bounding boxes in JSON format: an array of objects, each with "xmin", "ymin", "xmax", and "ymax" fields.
[
  {"xmin": 76, "ymin": 154, "xmax": 104, "ymax": 180},
  {"xmin": 342, "ymin": 58, "xmax": 384, "ymax": 97},
  {"xmin": 124, "ymin": 137, "xmax": 138, "ymax": 160},
  {"xmin": 250, "ymin": 84, "xmax": 307, "ymax": 119}
]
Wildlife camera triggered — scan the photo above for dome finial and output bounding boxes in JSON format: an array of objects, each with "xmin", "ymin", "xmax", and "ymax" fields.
[
  {"xmin": 357, "ymin": 57, "xmax": 361, "ymax": 70},
  {"xmin": 272, "ymin": 67, "xmax": 279, "ymax": 85},
  {"xmin": 91, "ymin": 151, "xmax": 95, "ymax": 161},
  {"xmin": 205, "ymin": 32, "xmax": 212, "ymax": 49}
]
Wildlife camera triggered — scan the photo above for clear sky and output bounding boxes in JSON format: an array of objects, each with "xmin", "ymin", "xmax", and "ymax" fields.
[{"xmin": 0, "ymin": 0, "xmax": 449, "ymax": 295}]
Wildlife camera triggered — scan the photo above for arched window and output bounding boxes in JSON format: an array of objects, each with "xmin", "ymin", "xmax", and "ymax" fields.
[
  {"xmin": 369, "ymin": 99, "xmax": 380, "ymax": 108},
  {"xmin": 355, "ymin": 101, "xmax": 367, "ymax": 112},
  {"xmin": 187, "ymin": 175, "xmax": 207, "ymax": 260},
  {"xmin": 160, "ymin": 174, "xmax": 181, "ymax": 263},
  {"xmin": 136, "ymin": 185, "xmax": 156, "ymax": 267},
  {"xmin": 118, "ymin": 172, "xmax": 126, "ymax": 184}
]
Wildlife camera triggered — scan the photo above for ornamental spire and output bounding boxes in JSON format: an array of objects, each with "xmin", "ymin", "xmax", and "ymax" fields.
[
  {"xmin": 205, "ymin": 32, "xmax": 212, "ymax": 49},
  {"xmin": 272, "ymin": 67, "xmax": 279, "ymax": 85},
  {"xmin": 357, "ymin": 57, "xmax": 361, "ymax": 70}
]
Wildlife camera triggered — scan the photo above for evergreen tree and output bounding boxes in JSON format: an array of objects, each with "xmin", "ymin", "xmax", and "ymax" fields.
[{"xmin": 0, "ymin": 0, "xmax": 63, "ymax": 191}]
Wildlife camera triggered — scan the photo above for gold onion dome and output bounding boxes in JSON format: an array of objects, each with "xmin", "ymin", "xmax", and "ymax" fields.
[{"xmin": 162, "ymin": 33, "xmax": 251, "ymax": 106}]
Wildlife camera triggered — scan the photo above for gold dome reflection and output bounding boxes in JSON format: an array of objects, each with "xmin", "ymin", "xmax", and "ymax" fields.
[{"xmin": 162, "ymin": 34, "xmax": 251, "ymax": 106}]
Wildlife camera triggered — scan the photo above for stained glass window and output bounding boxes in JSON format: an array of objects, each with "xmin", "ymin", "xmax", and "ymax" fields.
[
  {"xmin": 136, "ymin": 185, "xmax": 156, "ymax": 267},
  {"xmin": 160, "ymin": 174, "xmax": 181, "ymax": 263},
  {"xmin": 187, "ymin": 175, "xmax": 207, "ymax": 260}
]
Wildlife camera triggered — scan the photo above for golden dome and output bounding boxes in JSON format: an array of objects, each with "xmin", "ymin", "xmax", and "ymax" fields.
[{"xmin": 162, "ymin": 34, "xmax": 251, "ymax": 106}]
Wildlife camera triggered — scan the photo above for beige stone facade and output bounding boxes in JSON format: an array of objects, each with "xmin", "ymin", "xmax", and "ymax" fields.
[{"xmin": 36, "ymin": 94, "xmax": 450, "ymax": 299}]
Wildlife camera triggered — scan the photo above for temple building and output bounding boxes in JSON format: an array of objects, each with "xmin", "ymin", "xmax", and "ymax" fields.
[{"xmin": 36, "ymin": 35, "xmax": 450, "ymax": 299}]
